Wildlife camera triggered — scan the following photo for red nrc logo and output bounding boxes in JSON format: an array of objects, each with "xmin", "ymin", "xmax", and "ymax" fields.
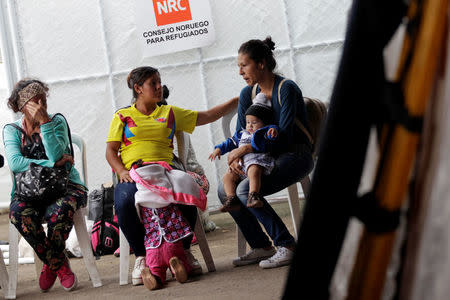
[{"xmin": 153, "ymin": 0, "xmax": 192, "ymax": 26}]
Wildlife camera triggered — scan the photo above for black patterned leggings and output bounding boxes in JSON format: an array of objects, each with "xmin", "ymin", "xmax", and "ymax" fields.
[{"xmin": 9, "ymin": 183, "xmax": 86, "ymax": 271}]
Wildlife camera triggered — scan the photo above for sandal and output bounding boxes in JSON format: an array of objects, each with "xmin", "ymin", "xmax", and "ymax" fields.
[
  {"xmin": 220, "ymin": 195, "xmax": 241, "ymax": 212},
  {"xmin": 247, "ymin": 192, "xmax": 264, "ymax": 208}
]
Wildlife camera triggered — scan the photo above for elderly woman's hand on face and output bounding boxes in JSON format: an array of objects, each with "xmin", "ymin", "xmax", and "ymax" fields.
[{"xmin": 24, "ymin": 97, "xmax": 50, "ymax": 125}]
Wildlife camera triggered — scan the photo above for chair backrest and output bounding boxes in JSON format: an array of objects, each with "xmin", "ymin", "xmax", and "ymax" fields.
[
  {"xmin": 71, "ymin": 133, "xmax": 88, "ymax": 186},
  {"xmin": 174, "ymin": 131, "xmax": 189, "ymax": 167},
  {"xmin": 221, "ymin": 107, "xmax": 238, "ymax": 139}
]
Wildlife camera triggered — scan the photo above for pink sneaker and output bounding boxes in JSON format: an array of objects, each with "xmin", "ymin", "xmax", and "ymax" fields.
[
  {"xmin": 39, "ymin": 264, "xmax": 57, "ymax": 292},
  {"xmin": 56, "ymin": 260, "xmax": 78, "ymax": 291}
]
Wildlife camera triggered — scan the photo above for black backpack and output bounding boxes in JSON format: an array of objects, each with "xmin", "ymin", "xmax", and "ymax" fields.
[
  {"xmin": 91, "ymin": 215, "xmax": 120, "ymax": 257},
  {"xmin": 88, "ymin": 184, "xmax": 119, "ymax": 257}
]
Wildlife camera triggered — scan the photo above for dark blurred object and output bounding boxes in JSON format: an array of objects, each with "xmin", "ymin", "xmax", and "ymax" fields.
[
  {"xmin": 88, "ymin": 184, "xmax": 114, "ymax": 222},
  {"xmin": 283, "ymin": 0, "xmax": 407, "ymax": 299},
  {"xmin": 0, "ymin": 154, "xmax": 3, "ymax": 168},
  {"xmin": 157, "ymin": 85, "xmax": 169, "ymax": 106}
]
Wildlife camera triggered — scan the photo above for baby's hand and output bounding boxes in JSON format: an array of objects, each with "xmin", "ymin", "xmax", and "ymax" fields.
[
  {"xmin": 208, "ymin": 148, "xmax": 221, "ymax": 161},
  {"xmin": 267, "ymin": 128, "xmax": 278, "ymax": 138}
]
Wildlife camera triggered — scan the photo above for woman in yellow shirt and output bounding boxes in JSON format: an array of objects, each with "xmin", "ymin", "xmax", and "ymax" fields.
[{"xmin": 106, "ymin": 66, "xmax": 237, "ymax": 286}]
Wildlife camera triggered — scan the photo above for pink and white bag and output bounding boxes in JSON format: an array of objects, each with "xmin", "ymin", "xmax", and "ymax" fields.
[{"xmin": 130, "ymin": 161, "xmax": 207, "ymax": 216}]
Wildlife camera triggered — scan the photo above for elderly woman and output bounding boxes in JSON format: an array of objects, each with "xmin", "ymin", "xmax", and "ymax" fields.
[
  {"xmin": 106, "ymin": 66, "xmax": 238, "ymax": 286},
  {"xmin": 3, "ymin": 79, "xmax": 86, "ymax": 292}
]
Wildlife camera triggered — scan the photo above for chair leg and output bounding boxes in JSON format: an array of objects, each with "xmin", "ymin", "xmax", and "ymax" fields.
[
  {"xmin": 236, "ymin": 225, "xmax": 246, "ymax": 257},
  {"xmin": 300, "ymin": 175, "xmax": 311, "ymax": 197},
  {"xmin": 194, "ymin": 212, "xmax": 215, "ymax": 272},
  {"xmin": 0, "ymin": 248, "xmax": 9, "ymax": 298},
  {"xmin": 119, "ymin": 229, "xmax": 130, "ymax": 285},
  {"xmin": 287, "ymin": 183, "xmax": 302, "ymax": 238},
  {"xmin": 73, "ymin": 209, "xmax": 102, "ymax": 287},
  {"xmin": 34, "ymin": 252, "xmax": 43, "ymax": 279},
  {"xmin": 284, "ymin": 175, "xmax": 312, "ymax": 240},
  {"xmin": 6, "ymin": 223, "xmax": 18, "ymax": 299}
]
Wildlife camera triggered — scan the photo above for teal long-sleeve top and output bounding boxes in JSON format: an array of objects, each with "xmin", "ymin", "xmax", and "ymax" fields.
[{"xmin": 3, "ymin": 113, "xmax": 85, "ymax": 198}]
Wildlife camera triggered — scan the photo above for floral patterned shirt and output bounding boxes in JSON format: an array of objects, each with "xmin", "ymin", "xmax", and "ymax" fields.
[{"xmin": 141, "ymin": 204, "xmax": 193, "ymax": 249}]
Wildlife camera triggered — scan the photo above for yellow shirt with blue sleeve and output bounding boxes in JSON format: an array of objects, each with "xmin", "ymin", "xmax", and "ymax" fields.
[{"xmin": 107, "ymin": 104, "xmax": 197, "ymax": 170}]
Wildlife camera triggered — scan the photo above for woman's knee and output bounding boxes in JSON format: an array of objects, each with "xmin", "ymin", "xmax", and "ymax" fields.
[
  {"xmin": 114, "ymin": 183, "xmax": 137, "ymax": 211},
  {"xmin": 9, "ymin": 200, "xmax": 33, "ymax": 224},
  {"xmin": 235, "ymin": 180, "xmax": 250, "ymax": 203},
  {"xmin": 275, "ymin": 152, "xmax": 313, "ymax": 182}
]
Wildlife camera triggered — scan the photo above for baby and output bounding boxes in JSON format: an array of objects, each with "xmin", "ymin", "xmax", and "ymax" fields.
[
  {"xmin": 130, "ymin": 161, "xmax": 206, "ymax": 291},
  {"xmin": 139, "ymin": 204, "xmax": 192, "ymax": 290},
  {"xmin": 209, "ymin": 93, "xmax": 278, "ymax": 212}
]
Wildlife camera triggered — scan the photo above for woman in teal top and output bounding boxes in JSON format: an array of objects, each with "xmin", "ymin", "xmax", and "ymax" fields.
[{"xmin": 3, "ymin": 79, "xmax": 84, "ymax": 293}]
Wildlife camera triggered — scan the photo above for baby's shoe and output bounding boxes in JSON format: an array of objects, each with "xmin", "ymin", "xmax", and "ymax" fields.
[
  {"xmin": 141, "ymin": 267, "xmax": 162, "ymax": 290},
  {"xmin": 169, "ymin": 257, "xmax": 188, "ymax": 283},
  {"xmin": 220, "ymin": 195, "xmax": 241, "ymax": 212},
  {"xmin": 247, "ymin": 192, "xmax": 264, "ymax": 208}
]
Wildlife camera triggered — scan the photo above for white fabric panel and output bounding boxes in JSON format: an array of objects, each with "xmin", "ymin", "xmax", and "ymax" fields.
[
  {"xmin": 46, "ymin": 79, "xmax": 115, "ymax": 191},
  {"xmin": 15, "ymin": 0, "xmax": 108, "ymax": 80},
  {"xmin": 203, "ymin": 0, "xmax": 290, "ymax": 59},
  {"xmin": 0, "ymin": 86, "xmax": 13, "ymax": 208},
  {"xmin": 295, "ymin": 45, "xmax": 342, "ymax": 102},
  {"xmin": 287, "ymin": 0, "xmax": 352, "ymax": 46}
]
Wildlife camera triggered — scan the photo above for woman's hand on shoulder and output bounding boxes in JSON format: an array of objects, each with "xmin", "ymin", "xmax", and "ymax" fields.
[
  {"xmin": 196, "ymin": 96, "xmax": 239, "ymax": 126},
  {"xmin": 118, "ymin": 169, "xmax": 134, "ymax": 183}
]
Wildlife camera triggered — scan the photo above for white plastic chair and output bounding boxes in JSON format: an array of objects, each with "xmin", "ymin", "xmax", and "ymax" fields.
[
  {"xmin": 0, "ymin": 247, "xmax": 9, "ymax": 297},
  {"xmin": 6, "ymin": 133, "xmax": 102, "ymax": 299},
  {"xmin": 221, "ymin": 108, "xmax": 311, "ymax": 256},
  {"xmin": 118, "ymin": 131, "xmax": 216, "ymax": 285}
]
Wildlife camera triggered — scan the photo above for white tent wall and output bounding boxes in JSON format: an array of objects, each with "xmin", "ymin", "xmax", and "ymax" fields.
[
  {"xmin": 0, "ymin": 0, "xmax": 351, "ymax": 210},
  {"xmin": 0, "ymin": 62, "xmax": 13, "ymax": 208}
]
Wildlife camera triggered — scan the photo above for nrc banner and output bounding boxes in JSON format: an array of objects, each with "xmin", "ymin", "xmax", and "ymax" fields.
[{"xmin": 136, "ymin": 0, "xmax": 216, "ymax": 57}]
